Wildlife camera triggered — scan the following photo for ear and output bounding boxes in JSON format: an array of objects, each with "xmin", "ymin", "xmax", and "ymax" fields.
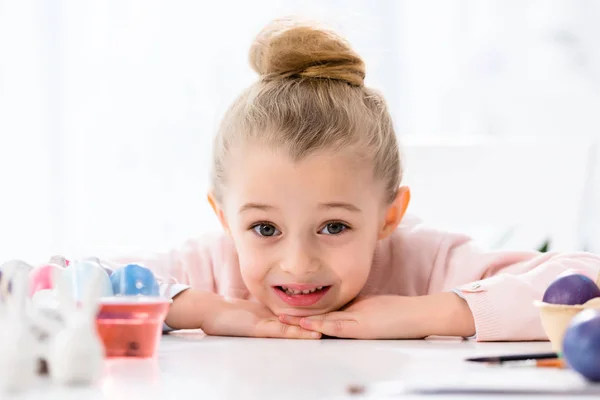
[
  {"xmin": 82, "ymin": 267, "xmax": 104, "ymax": 315},
  {"xmin": 207, "ymin": 191, "xmax": 231, "ymax": 234},
  {"xmin": 53, "ymin": 267, "xmax": 73, "ymax": 313},
  {"xmin": 378, "ymin": 186, "xmax": 410, "ymax": 240}
]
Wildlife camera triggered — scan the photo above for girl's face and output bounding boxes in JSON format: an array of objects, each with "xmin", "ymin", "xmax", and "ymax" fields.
[{"xmin": 211, "ymin": 145, "xmax": 408, "ymax": 317}]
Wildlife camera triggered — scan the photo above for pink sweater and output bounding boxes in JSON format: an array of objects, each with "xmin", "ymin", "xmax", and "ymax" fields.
[{"xmin": 108, "ymin": 215, "xmax": 600, "ymax": 341}]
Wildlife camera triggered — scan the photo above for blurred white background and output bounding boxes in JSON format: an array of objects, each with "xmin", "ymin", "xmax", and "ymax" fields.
[{"xmin": 0, "ymin": 0, "xmax": 599, "ymax": 262}]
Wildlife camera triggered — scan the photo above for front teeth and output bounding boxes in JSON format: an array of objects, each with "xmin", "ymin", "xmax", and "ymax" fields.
[{"xmin": 282, "ymin": 286, "xmax": 324, "ymax": 295}]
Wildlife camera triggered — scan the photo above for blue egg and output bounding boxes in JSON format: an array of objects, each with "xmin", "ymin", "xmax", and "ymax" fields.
[
  {"xmin": 110, "ymin": 263, "xmax": 159, "ymax": 296},
  {"xmin": 64, "ymin": 260, "xmax": 114, "ymax": 300},
  {"xmin": 563, "ymin": 309, "xmax": 600, "ymax": 382}
]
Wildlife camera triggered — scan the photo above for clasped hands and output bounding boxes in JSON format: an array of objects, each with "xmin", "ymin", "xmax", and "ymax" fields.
[{"xmin": 198, "ymin": 292, "xmax": 475, "ymax": 340}]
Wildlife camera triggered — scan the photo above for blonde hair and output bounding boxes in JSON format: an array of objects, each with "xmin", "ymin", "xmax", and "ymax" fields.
[{"xmin": 211, "ymin": 18, "xmax": 401, "ymax": 203}]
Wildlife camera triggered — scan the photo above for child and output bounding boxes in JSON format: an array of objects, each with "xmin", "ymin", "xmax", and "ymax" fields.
[{"xmin": 107, "ymin": 18, "xmax": 600, "ymax": 341}]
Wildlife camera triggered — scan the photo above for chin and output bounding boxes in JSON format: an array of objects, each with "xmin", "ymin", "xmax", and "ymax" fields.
[{"xmin": 272, "ymin": 305, "xmax": 337, "ymax": 317}]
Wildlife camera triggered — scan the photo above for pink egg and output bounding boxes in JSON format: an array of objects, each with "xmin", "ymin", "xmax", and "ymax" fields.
[{"xmin": 28, "ymin": 263, "xmax": 62, "ymax": 297}]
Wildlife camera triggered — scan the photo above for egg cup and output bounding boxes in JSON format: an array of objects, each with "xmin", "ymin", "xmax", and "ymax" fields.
[{"xmin": 534, "ymin": 297, "xmax": 600, "ymax": 352}]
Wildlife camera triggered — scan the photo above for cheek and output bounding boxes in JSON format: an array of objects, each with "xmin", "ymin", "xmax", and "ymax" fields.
[
  {"xmin": 235, "ymin": 240, "xmax": 271, "ymax": 291},
  {"xmin": 328, "ymin": 239, "xmax": 374, "ymax": 291}
]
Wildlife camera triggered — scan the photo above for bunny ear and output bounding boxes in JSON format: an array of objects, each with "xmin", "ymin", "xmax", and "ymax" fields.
[
  {"xmin": 7, "ymin": 267, "xmax": 28, "ymax": 316},
  {"xmin": 1, "ymin": 259, "xmax": 34, "ymax": 276},
  {"xmin": 0, "ymin": 259, "xmax": 33, "ymax": 298},
  {"xmin": 52, "ymin": 265, "xmax": 74, "ymax": 314},
  {"xmin": 81, "ymin": 267, "xmax": 103, "ymax": 316}
]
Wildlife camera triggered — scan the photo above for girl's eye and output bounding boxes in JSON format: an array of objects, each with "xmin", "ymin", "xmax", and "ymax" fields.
[
  {"xmin": 252, "ymin": 223, "xmax": 281, "ymax": 237},
  {"xmin": 319, "ymin": 222, "xmax": 348, "ymax": 235}
]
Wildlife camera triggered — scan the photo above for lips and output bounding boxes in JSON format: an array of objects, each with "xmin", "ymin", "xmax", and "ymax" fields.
[{"xmin": 272, "ymin": 284, "xmax": 331, "ymax": 307}]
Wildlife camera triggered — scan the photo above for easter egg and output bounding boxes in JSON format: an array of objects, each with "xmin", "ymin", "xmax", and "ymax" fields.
[
  {"xmin": 562, "ymin": 309, "xmax": 600, "ymax": 382},
  {"xmin": 542, "ymin": 274, "xmax": 600, "ymax": 305},
  {"xmin": 556, "ymin": 269, "xmax": 597, "ymax": 281},
  {"xmin": 64, "ymin": 260, "xmax": 113, "ymax": 300},
  {"xmin": 28, "ymin": 263, "xmax": 63, "ymax": 297},
  {"xmin": 110, "ymin": 264, "xmax": 159, "ymax": 296},
  {"xmin": 82, "ymin": 256, "xmax": 113, "ymax": 276},
  {"xmin": 48, "ymin": 255, "xmax": 69, "ymax": 268}
]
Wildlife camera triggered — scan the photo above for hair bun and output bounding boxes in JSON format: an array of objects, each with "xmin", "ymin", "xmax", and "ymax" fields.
[{"xmin": 249, "ymin": 18, "xmax": 365, "ymax": 87}]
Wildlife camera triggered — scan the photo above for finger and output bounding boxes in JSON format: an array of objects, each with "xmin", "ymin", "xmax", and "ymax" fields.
[
  {"xmin": 257, "ymin": 319, "xmax": 321, "ymax": 339},
  {"xmin": 299, "ymin": 313, "xmax": 359, "ymax": 338},
  {"xmin": 299, "ymin": 311, "xmax": 347, "ymax": 322},
  {"xmin": 278, "ymin": 314, "xmax": 303, "ymax": 326}
]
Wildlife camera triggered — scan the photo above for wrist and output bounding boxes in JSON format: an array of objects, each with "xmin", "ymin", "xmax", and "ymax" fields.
[
  {"xmin": 165, "ymin": 289, "xmax": 222, "ymax": 330},
  {"xmin": 429, "ymin": 292, "xmax": 475, "ymax": 337}
]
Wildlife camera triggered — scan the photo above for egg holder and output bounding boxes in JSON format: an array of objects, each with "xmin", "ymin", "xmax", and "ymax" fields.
[
  {"xmin": 534, "ymin": 274, "xmax": 600, "ymax": 352},
  {"xmin": 0, "ymin": 257, "xmax": 171, "ymax": 393}
]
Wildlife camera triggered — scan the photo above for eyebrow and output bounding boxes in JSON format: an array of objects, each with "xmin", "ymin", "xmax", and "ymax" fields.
[
  {"xmin": 238, "ymin": 202, "xmax": 362, "ymax": 213},
  {"xmin": 239, "ymin": 203, "xmax": 276, "ymax": 213},
  {"xmin": 319, "ymin": 202, "xmax": 362, "ymax": 213}
]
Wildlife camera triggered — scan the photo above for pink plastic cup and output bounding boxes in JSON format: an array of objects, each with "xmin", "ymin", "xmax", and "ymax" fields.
[{"xmin": 96, "ymin": 297, "xmax": 171, "ymax": 358}]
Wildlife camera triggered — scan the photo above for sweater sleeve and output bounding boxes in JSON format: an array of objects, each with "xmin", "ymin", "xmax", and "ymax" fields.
[{"xmin": 429, "ymin": 232, "xmax": 600, "ymax": 341}]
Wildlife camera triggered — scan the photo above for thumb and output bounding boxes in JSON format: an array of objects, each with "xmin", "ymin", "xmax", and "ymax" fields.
[{"xmin": 256, "ymin": 319, "xmax": 321, "ymax": 340}]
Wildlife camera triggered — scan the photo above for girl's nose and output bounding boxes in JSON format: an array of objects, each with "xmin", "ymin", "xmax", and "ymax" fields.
[{"xmin": 279, "ymin": 240, "xmax": 320, "ymax": 276}]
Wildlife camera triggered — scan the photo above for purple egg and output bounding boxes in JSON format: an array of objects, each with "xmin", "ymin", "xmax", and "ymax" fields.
[
  {"xmin": 563, "ymin": 309, "xmax": 600, "ymax": 382},
  {"xmin": 542, "ymin": 274, "xmax": 600, "ymax": 305}
]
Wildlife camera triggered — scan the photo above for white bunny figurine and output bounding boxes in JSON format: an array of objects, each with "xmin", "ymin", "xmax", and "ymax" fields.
[
  {"xmin": 0, "ymin": 267, "xmax": 39, "ymax": 392},
  {"xmin": 0, "ymin": 259, "xmax": 34, "ymax": 301},
  {"xmin": 48, "ymin": 266, "xmax": 105, "ymax": 385}
]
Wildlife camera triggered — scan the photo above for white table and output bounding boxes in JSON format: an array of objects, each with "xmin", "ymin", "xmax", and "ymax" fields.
[{"xmin": 10, "ymin": 332, "xmax": 600, "ymax": 399}]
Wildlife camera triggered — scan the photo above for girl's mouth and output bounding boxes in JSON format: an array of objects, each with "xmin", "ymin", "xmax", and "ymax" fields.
[{"xmin": 272, "ymin": 285, "xmax": 331, "ymax": 307}]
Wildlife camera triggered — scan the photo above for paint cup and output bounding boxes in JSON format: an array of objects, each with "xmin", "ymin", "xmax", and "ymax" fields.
[
  {"xmin": 96, "ymin": 262, "xmax": 169, "ymax": 357},
  {"xmin": 96, "ymin": 297, "xmax": 171, "ymax": 358}
]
